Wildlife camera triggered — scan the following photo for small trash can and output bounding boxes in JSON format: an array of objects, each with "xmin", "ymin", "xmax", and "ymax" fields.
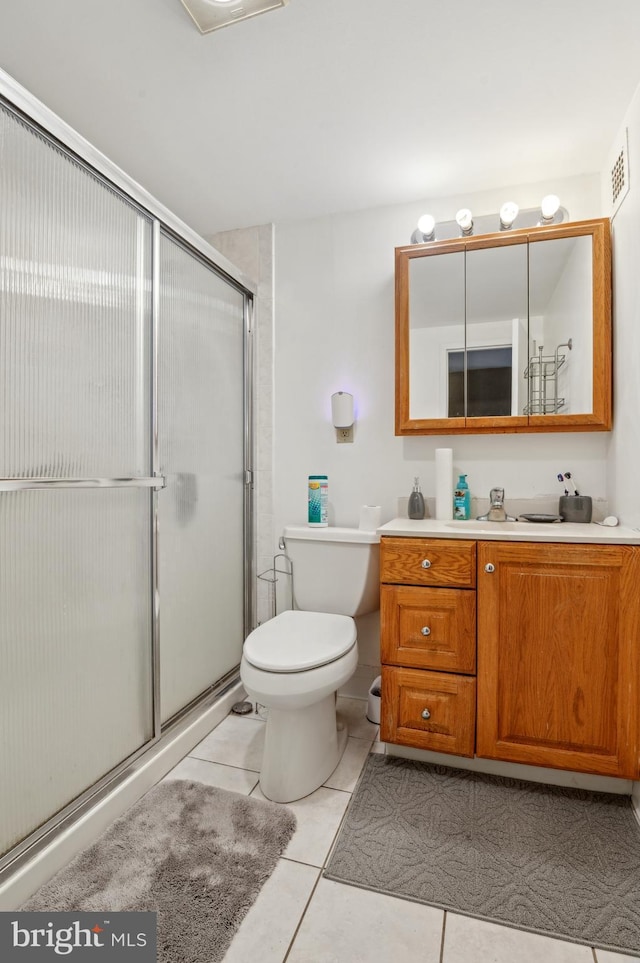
[{"xmin": 367, "ymin": 675, "xmax": 382, "ymax": 725}]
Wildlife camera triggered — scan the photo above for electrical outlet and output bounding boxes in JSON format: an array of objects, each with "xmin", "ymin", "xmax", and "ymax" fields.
[{"xmin": 336, "ymin": 426, "xmax": 353, "ymax": 443}]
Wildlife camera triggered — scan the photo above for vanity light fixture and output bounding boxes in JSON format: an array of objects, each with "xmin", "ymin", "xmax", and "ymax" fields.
[
  {"xmin": 410, "ymin": 214, "xmax": 436, "ymax": 244},
  {"xmin": 455, "ymin": 208, "xmax": 474, "ymax": 236},
  {"xmin": 408, "ymin": 201, "xmax": 567, "ymax": 244},
  {"xmin": 180, "ymin": 0, "xmax": 289, "ymax": 34},
  {"xmin": 540, "ymin": 194, "xmax": 561, "ymax": 224},
  {"xmin": 499, "ymin": 201, "xmax": 519, "ymax": 230}
]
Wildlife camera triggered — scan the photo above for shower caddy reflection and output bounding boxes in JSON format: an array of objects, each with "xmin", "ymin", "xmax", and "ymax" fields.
[{"xmin": 523, "ymin": 338, "xmax": 572, "ymax": 415}]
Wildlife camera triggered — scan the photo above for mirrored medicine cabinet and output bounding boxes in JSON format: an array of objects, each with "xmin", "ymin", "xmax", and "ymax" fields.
[{"xmin": 395, "ymin": 218, "xmax": 612, "ymax": 435}]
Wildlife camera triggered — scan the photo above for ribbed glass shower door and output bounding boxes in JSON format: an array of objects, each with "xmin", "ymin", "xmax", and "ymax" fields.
[
  {"xmin": 157, "ymin": 233, "xmax": 247, "ymax": 723},
  {"xmin": 0, "ymin": 104, "xmax": 155, "ymax": 859}
]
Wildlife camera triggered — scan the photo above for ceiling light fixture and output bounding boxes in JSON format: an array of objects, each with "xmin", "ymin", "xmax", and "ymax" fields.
[
  {"xmin": 180, "ymin": 0, "xmax": 289, "ymax": 34},
  {"xmin": 455, "ymin": 208, "xmax": 473, "ymax": 236},
  {"xmin": 499, "ymin": 201, "xmax": 519, "ymax": 230},
  {"xmin": 411, "ymin": 214, "xmax": 436, "ymax": 243}
]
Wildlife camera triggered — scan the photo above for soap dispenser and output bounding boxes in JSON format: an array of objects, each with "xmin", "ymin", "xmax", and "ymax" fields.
[
  {"xmin": 408, "ymin": 477, "xmax": 425, "ymax": 520},
  {"xmin": 454, "ymin": 474, "xmax": 471, "ymax": 520}
]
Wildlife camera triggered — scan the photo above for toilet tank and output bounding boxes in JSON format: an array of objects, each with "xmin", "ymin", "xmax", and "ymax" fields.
[{"xmin": 283, "ymin": 525, "xmax": 380, "ymax": 617}]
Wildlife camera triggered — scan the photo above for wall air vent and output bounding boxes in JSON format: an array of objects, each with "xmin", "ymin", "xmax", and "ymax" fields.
[
  {"xmin": 607, "ymin": 128, "xmax": 630, "ymax": 217},
  {"xmin": 180, "ymin": 0, "xmax": 289, "ymax": 34}
]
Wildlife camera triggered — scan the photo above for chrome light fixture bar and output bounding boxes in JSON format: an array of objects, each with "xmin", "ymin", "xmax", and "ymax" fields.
[
  {"xmin": 410, "ymin": 197, "xmax": 568, "ymax": 244},
  {"xmin": 180, "ymin": 0, "xmax": 289, "ymax": 34}
]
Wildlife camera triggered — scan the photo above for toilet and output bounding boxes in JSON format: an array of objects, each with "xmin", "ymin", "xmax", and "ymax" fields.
[{"xmin": 240, "ymin": 525, "xmax": 380, "ymax": 802}]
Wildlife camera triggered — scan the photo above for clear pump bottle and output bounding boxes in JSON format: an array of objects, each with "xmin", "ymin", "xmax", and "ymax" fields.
[{"xmin": 408, "ymin": 477, "xmax": 425, "ymax": 520}]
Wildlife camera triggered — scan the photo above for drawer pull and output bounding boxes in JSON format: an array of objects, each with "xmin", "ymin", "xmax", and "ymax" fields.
[
  {"xmin": 421, "ymin": 626, "xmax": 431, "ymax": 637},
  {"xmin": 421, "ymin": 559, "xmax": 432, "ymax": 569},
  {"xmin": 484, "ymin": 563, "xmax": 495, "ymax": 573},
  {"xmin": 421, "ymin": 708, "xmax": 431, "ymax": 720}
]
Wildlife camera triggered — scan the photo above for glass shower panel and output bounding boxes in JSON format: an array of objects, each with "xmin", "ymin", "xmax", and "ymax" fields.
[
  {"xmin": 0, "ymin": 103, "xmax": 154, "ymax": 858},
  {"xmin": 0, "ymin": 104, "xmax": 151, "ymax": 478},
  {"xmin": 0, "ymin": 489, "xmax": 153, "ymax": 857},
  {"xmin": 158, "ymin": 234, "xmax": 246, "ymax": 723}
]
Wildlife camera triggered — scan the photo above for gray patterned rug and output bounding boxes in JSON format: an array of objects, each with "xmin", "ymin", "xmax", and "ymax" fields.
[
  {"xmin": 324, "ymin": 754, "xmax": 640, "ymax": 956},
  {"xmin": 22, "ymin": 779, "xmax": 296, "ymax": 963}
]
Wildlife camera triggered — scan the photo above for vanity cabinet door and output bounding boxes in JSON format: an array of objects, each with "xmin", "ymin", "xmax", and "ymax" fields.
[
  {"xmin": 381, "ymin": 666, "xmax": 476, "ymax": 756},
  {"xmin": 476, "ymin": 541, "xmax": 640, "ymax": 778},
  {"xmin": 381, "ymin": 584, "xmax": 476, "ymax": 673}
]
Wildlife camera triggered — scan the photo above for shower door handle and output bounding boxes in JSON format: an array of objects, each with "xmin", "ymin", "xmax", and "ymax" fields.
[{"xmin": 0, "ymin": 476, "xmax": 166, "ymax": 491}]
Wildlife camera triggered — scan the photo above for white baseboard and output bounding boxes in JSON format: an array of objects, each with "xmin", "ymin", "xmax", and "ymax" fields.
[
  {"xmin": 0, "ymin": 681, "xmax": 244, "ymax": 910},
  {"xmin": 632, "ymin": 781, "xmax": 640, "ymax": 823},
  {"xmin": 385, "ymin": 743, "xmax": 633, "ymax": 795}
]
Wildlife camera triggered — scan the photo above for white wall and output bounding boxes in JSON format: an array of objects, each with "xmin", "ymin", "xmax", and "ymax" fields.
[
  {"xmin": 272, "ymin": 176, "xmax": 607, "ymax": 697},
  {"xmin": 603, "ymin": 84, "xmax": 640, "ymax": 530},
  {"xmin": 273, "ymin": 175, "xmax": 607, "ymax": 543}
]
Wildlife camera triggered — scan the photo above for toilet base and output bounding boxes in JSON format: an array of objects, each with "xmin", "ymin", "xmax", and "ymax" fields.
[{"xmin": 258, "ymin": 694, "xmax": 348, "ymax": 803}]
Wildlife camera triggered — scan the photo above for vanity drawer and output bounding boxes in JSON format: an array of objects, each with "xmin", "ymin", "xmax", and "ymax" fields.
[
  {"xmin": 381, "ymin": 666, "xmax": 476, "ymax": 756},
  {"xmin": 380, "ymin": 537, "xmax": 476, "ymax": 588},
  {"xmin": 381, "ymin": 584, "xmax": 476, "ymax": 673}
]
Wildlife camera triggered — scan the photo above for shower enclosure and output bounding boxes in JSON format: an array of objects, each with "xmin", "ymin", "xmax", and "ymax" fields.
[{"xmin": 0, "ymin": 72, "xmax": 254, "ymax": 872}]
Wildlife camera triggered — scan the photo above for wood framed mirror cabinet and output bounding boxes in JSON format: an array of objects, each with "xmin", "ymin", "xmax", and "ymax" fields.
[{"xmin": 395, "ymin": 217, "xmax": 611, "ymax": 435}]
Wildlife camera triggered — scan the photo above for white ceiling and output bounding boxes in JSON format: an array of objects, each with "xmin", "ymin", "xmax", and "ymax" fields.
[{"xmin": 1, "ymin": 0, "xmax": 640, "ymax": 236}]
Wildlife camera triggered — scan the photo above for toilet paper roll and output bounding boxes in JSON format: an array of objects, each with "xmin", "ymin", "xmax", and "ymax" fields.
[
  {"xmin": 359, "ymin": 505, "xmax": 382, "ymax": 531},
  {"xmin": 435, "ymin": 448, "xmax": 453, "ymax": 520}
]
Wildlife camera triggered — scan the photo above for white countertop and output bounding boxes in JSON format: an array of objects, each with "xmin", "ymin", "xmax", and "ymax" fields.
[{"xmin": 378, "ymin": 517, "xmax": 640, "ymax": 544}]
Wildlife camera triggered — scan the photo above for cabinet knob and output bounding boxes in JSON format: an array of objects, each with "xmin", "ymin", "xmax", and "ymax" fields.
[
  {"xmin": 421, "ymin": 626, "xmax": 431, "ymax": 637},
  {"xmin": 421, "ymin": 559, "xmax": 432, "ymax": 569},
  {"xmin": 484, "ymin": 563, "xmax": 495, "ymax": 573},
  {"xmin": 421, "ymin": 708, "xmax": 431, "ymax": 720}
]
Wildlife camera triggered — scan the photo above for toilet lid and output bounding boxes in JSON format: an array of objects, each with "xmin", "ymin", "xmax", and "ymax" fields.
[{"xmin": 243, "ymin": 610, "xmax": 357, "ymax": 672}]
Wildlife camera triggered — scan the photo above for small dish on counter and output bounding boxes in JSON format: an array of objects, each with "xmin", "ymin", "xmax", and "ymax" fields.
[{"xmin": 518, "ymin": 513, "xmax": 563, "ymax": 523}]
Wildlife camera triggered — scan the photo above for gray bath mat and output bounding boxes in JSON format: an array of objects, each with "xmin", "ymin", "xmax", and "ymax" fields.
[
  {"xmin": 23, "ymin": 779, "xmax": 296, "ymax": 962},
  {"xmin": 324, "ymin": 754, "xmax": 640, "ymax": 956}
]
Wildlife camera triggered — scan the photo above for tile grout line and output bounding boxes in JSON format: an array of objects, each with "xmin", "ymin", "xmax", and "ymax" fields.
[
  {"xmin": 280, "ymin": 867, "xmax": 323, "ymax": 963},
  {"xmin": 187, "ymin": 752, "xmax": 261, "ymax": 775},
  {"xmin": 439, "ymin": 911, "xmax": 447, "ymax": 963},
  {"xmin": 280, "ymin": 773, "xmax": 362, "ymax": 961}
]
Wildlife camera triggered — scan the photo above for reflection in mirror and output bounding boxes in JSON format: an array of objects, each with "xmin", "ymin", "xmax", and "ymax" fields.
[
  {"xmin": 527, "ymin": 235, "xmax": 592, "ymax": 415},
  {"xmin": 465, "ymin": 243, "xmax": 528, "ymax": 418},
  {"xmin": 409, "ymin": 250, "xmax": 464, "ymax": 419}
]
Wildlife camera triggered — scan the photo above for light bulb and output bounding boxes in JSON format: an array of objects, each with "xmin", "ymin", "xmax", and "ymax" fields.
[
  {"xmin": 499, "ymin": 201, "xmax": 519, "ymax": 230},
  {"xmin": 455, "ymin": 208, "xmax": 473, "ymax": 235},
  {"xmin": 541, "ymin": 194, "xmax": 560, "ymax": 222},
  {"xmin": 417, "ymin": 214, "xmax": 436, "ymax": 238}
]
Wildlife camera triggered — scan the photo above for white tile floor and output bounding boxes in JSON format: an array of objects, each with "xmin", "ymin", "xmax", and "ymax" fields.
[{"xmin": 163, "ymin": 698, "xmax": 637, "ymax": 963}]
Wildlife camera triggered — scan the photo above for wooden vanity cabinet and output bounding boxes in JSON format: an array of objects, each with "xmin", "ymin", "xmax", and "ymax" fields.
[
  {"xmin": 476, "ymin": 541, "xmax": 640, "ymax": 779},
  {"xmin": 380, "ymin": 535, "xmax": 640, "ymax": 780},
  {"xmin": 380, "ymin": 538, "xmax": 477, "ymax": 755}
]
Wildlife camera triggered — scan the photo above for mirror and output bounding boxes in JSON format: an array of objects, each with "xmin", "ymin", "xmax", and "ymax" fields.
[{"xmin": 396, "ymin": 218, "xmax": 611, "ymax": 435}]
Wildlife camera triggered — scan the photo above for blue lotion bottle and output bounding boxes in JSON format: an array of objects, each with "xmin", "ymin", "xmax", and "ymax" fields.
[{"xmin": 453, "ymin": 474, "xmax": 471, "ymax": 520}]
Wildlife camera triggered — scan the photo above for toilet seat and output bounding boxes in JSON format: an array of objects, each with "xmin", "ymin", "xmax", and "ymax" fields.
[{"xmin": 243, "ymin": 609, "xmax": 356, "ymax": 672}]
